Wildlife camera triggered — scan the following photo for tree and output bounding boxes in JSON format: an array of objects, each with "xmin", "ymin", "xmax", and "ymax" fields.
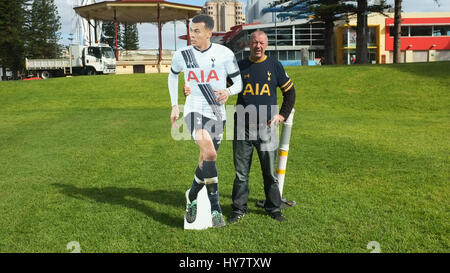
[
  {"xmin": 101, "ymin": 21, "xmax": 121, "ymax": 49},
  {"xmin": 355, "ymin": 0, "xmax": 369, "ymax": 64},
  {"xmin": 120, "ymin": 23, "xmax": 139, "ymax": 50},
  {"xmin": 393, "ymin": 0, "xmax": 401, "ymax": 63},
  {"xmin": 27, "ymin": 0, "xmax": 62, "ymax": 59},
  {"xmin": 0, "ymin": 0, "xmax": 30, "ymax": 78},
  {"xmin": 352, "ymin": 0, "xmax": 390, "ymax": 64}
]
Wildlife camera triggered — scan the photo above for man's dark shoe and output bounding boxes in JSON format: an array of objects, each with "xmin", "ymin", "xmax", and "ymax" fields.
[
  {"xmin": 269, "ymin": 211, "xmax": 286, "ymax": 222},
  {"xmin": 227, "ymin": 212, "xmax": 245, "ymax": 224}
]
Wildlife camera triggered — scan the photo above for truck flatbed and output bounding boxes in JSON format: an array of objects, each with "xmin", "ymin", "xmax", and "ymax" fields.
[{"xmin": 25, "ymin": 59, "xmax": 71, "ymax": 70}]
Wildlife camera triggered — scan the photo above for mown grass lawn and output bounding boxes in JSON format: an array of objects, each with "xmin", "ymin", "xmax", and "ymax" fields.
[{"xmin": 0, "ymin": 62, "xmax": 448, "ymax": 253}]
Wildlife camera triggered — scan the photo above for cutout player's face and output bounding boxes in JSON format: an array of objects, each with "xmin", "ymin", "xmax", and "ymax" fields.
[{"xmin": 190, "ymin": 22, "xmax": 212, "ymax": 50}]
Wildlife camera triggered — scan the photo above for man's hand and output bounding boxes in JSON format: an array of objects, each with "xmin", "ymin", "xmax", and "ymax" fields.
[
  {"xmin": 171, "ymin": 105, "xmax": 180, "ymax": 128},
  {"xmin": 268, "ymin": 114, "xmax": 285, "ymax": 127},
  {"xmin": 214, "ymin": 89, "xmax": 230, "ymax": 105},
  {"xmin": 184, "ymin": 84, "xmax": 191, "ymax": 97}
]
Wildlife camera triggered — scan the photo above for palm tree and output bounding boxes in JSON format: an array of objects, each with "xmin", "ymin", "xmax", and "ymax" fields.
[
  {"xmin": 354, "ymin": 0, "xmax": 389, "ymax": 64},
  {"xmin": 393, "ymin": 0, "xmax": 401, "ymax": 63},
  {"xmin": 355, "ymin": 0, "xmax": 368, "ymax": 64}
]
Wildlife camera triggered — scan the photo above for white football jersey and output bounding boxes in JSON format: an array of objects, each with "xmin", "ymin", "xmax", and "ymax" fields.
[{"xmin": 169, "ymin": 43, "xmax": 240, "ymax": 121}]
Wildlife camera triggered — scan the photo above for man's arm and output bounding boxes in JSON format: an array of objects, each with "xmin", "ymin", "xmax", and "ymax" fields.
[
  {"xmin": 269, "ymin": 62, "xmax": 296, "ymax": 127},
  {"xmin": 277, "ymin": 61, "xmax": 296, "ymax": 120},
  {"xmin": 279, "ymin": 84, "xmax": 296, "ymax": 120}
]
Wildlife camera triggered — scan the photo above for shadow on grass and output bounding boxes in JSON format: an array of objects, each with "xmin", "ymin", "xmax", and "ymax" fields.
[
  {"xmin": 53, "ymin": 183, "xmax": 184, "ymax": 229},
  {"xmin": 382, "ymin": 61, "xmax": 450, "ymax": 79}
]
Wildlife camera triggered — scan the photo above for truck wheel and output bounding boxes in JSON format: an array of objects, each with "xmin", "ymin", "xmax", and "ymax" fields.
[
  {"xmin": 41, "ymin": 71, "xmax": 51, "ymax": 79},
  {"xmin": 86, "ymin": 68, "xmax": 97, "ymax": 76}
]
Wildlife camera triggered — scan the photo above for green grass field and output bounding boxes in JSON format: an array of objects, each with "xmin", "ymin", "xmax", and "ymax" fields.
[{"xmin": 0, "ymin": 62, "xmax": 448, "ymax": 253}]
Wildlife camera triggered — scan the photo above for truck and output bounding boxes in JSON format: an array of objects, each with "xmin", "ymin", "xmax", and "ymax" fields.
[
  {"xmin": 25, "ymin": 43, "xmax": 116, "ymax": 79},
  {"xmin": 0, "ymin": 67, "xmax": 13, "ymax": 81}
]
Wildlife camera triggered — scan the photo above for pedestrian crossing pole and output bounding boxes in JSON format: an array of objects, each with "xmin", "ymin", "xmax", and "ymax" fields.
[
  {"xmin": 276, "ymin": 108, "xmax": 295, "ymax": 196},
  {"xmin": 257, "ymin": 108, "xmax": 296, "ymax": 209}
]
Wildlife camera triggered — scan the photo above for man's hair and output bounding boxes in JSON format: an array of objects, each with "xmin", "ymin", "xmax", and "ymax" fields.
[
  {"xmin": 250, "ymin": 30, "xmax": 268, "ymax": 41},
  {"xmin": 192, "ymin": 14, "xmax": 214, "ymax": 30}
]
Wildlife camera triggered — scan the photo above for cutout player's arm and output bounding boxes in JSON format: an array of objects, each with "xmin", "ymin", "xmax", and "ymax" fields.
[{"xmin": 168, "ymin": 50, "xmax": 183, "ymax": 127}]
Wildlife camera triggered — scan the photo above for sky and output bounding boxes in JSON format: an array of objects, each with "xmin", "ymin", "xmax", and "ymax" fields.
[{"xmin": 56, "ymin": 0, "xmax": 450, "ymax": 49}]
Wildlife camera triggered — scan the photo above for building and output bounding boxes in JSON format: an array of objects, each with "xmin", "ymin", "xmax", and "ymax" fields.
[
  {"xmin": 220, "ymin": 0, "xmax": 324, "ymax": 66},
  {"xmin": 223, "ymin": 19, "xmax": 325, "ymax": 65},
  {"xmin": 245, "ymin": 0, "xmax": 275, "ymax": 24},
  {"xmin": 225, "ymin": 1, "xmax": 449, "ymax": 66},
  {"xmin": 335, "ymin": 12, "xmax": 450, "ymax": 64},
  {"xmin": 203, "ymin": 0, "xmax": 246, "ymax": 32}
]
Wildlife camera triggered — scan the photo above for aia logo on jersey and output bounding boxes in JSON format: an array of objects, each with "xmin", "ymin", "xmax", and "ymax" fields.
[
  {"xmin": 243, "ymin": 83, "xmax": 271, "ymax": 96},
  {"xmin": 187, "ymin": 70, "xmax": 219, "ymax": 83}
]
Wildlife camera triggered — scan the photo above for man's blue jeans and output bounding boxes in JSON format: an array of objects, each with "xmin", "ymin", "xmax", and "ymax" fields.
[{"xmin": 231, "ymin": 124, "xmax": 282, "ymax": 214}]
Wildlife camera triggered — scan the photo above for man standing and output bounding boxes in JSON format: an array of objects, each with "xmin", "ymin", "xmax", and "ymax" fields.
[
  {"xmin": 168, "ymin": 15, "xmax": 242, "ymax": 227},
  {"xmin": 229, "ymin": 30, "xmax": 296, "ymax": 223},
  {"xmin": 185, "ymin": 30, "xmax": 296, "ymax": 223}
]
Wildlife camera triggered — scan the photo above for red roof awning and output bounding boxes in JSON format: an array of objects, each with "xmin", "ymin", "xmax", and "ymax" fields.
[{"xmin": 222, "ymin": 23, "xmax": 261, "ymax": 43}]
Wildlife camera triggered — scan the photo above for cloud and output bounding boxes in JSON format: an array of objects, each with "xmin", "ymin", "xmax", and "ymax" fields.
[
  {"xmin": 57, "ymin": 0, "xmax": 80, "ymax": 44},
  {"xmin": 385, "ymin": 0, "xmax": 450, "ymax": 12}
]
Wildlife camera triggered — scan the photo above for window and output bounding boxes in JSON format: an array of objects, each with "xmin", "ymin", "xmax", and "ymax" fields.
[
  {"xmin": 267, "ymin": 51, "xmax": 277, "ymax": 59},
  {"xmin": 341, "ymin": 26, "xmax": 376, "ymax": 48},
  {"xmin": 433, "ymin": 26, "xmax": 450, "ymax": 36},
  {"xmin": 278, "ymin": 51, "xmax": 287, "ymax": 60},
  {"xmin": 101, "ymin": 47, "xmax": 114, "ymax": 58},
  {"xmin": 288, "ymin": 50, "xmax": 296, "ymax": 60},
  {"xmin": 276, "ymin": 28, "xmax": 292, "ymax": 35},
  {"xmin": 410, "ymin": 26, "xmax": 432, "ymax": 36},
  {"xmin": 88, "ymin": 47, "xmax": 101, "ymax": 58},
  {"xmin": 295, "ymin": 28, "xmax": 310, "ymax": 36},
  {"xmin": 343, "ymin": 49, "xmax": 377, "ymax": 65},
  {"xmin": 343, "ymin": 28, "xmax": 357, "ymax": 47},
  {"xmin": 390, "ymin": 25, "xmax": 450, "ymax": 37},
  {"xmin": 312, "ymin": 40, "xmax": 323, "ymax": 46},
  {"xmin": 368, "ymin": 27, "xmax": 377, "ymax": 47},
  {"xmin": 389, "ymin": 26, "xmax": 409, "ymax": 37}
]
